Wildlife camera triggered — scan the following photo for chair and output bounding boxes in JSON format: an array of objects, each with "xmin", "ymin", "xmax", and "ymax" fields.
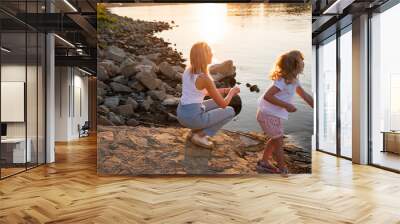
[{"xmin": 79, "ymin": 121, "xmax": 90, "ymax": 138}]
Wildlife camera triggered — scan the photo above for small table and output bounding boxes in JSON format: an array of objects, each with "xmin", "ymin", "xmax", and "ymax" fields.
[
  {"xmin": 382, "ymin": 131, "xmax": 400, "ymax": 154},
  {"xmin": 1, "ymin": 138, "xmax": 31, "ymax": 164}
]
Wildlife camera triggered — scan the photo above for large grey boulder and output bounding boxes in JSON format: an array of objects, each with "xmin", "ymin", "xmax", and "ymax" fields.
[
  {"xmin": 160, "ymin": 82, "xmax": 174, "ymax": 92},
  {"xmin": 97, "ymin": 96, "xmax": 104, "ymax": 105},
  {"xmin": 135, "ymin": 64, "xmax": 158, "ymax": 74},
  {"xmin": 108, "ymin": 112, "xmax": 124, "ymax": 125},
  {"xmin": 147, "ymin": 90, "xmax": 167, "ymax": 101},
  {"xmin": 129, "ymin": 81, "xmax": 145, "ymax": 92},
  {"xmin": 97, "ymin": 81, "xmax": 108, "ymax": 96},
  {"xmin": 97, "ymin": 64, "xmax": 109, "ymax": 81},
  {"xmin": 106, "ymin": 46, "xmax": 126, "ymax": 63},
  {"xmin": 97, "ymin": 87, "xmax": 107, "ymax": 97},
  {"xmin": 125, "ymin": 97, "xmax": 139, "ymax": 110},
  {"xmin": 141, "ymin": 96, "xmax": 153, "ymax": 111},
  {"xmin": 104, "ymin": 96, "xmax": 120, "ymax": 108},
  {"xmin": 98, "ymin": 105, "xmax": 110, "ymax": 115},
  {"xmin": 120, "ymin": 57, "xmax": 136, "ymax": 69},
  {"xmin": 172, "ymin": 65, "xmax": 184, "ymax": 73},
  {"xmin": 144, "ymin": 53, "xmax": 161, "ymax": 62},
  {"xmin": 158, "ymin": 62, "xmax": 177, "ymax": 80},
  {"xmin": 97, "ymin": 80, "xmax": 109, "ymax": 90},
  {"xmin": 120, "ymin": 58, "xmax": 138, "ymax": 77},
  {"xmin": 209, "ymin": 60, "xmax": 236, "ymax": 82},
  {"xmin": 126, "ymin": 118, "xmax": 139, "ymax": 126},
  {"xmin": 174, "ymin": 72, "xmax": 182, "ymax": 81},
  {"xmin": 162, "ymin": 95, "xmax": 180, "ymax": 106},
  {"xmin": 98, "ymin": 47, "xmax": 105, "ymax": 59},
  {"xmin": 98, "ymin": 115, "xmax": 114, "ymax": 126},
  {"xmin": 136, "ymin": 71, "xmax": 162, "ymax": 90},
  {"xmin": 99, "ymin": 60, "xmax": 120, "ymax": 77},
  {"xmin": 141, "ymin": 57, "xmax": 157, "ymax": 68},
  {"xmin": 110, "ymin": 82, "xmax": 132, "ymax": 93},
  {"xmin": 117, "ymin": 104, "xmax": 134, "ymax": 117},
  {"xmin": 112, "ymin": 75, "xmax": 128, "ymax": 85},
  {"xmin": 175, "ymin": 84, "xmax": 182, "ymax": 93}
]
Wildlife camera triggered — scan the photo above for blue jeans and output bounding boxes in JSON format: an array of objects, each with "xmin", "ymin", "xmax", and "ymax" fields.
[{"xmin": 177, "ymin": 99, "xmax": 235, "ymax": 136}]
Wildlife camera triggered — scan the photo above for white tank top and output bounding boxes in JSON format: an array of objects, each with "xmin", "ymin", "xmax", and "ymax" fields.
[{"xmin": 180, "ymin": 68, "xmax": 206, "ymax": 105}]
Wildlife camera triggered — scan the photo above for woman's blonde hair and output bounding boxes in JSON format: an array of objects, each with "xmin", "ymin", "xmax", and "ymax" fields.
[
  {"xmin": 189, "ymin": 42, "xmax": 212, "ymax": 75},
  {"xmin": 270, "ymin": 50, "xmax": 304, "ymax": 83}
]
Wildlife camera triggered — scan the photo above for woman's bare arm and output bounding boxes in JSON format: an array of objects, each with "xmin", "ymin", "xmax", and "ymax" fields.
[
  {"xmin": 296, "ymin": 86, "xmax": 314, "ymax": 108},
  {"xmin": 203, "ymin": 88, "xmax": 230, "ymax": 96},
  {"xmin": 196, "ymin": 75, "xmax": 237, "ymax": 108}
]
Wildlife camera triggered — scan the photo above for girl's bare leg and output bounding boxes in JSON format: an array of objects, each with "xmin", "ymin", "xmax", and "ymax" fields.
[
  {"xmin": 274, "ymin": 137, "xmax": 287, "ymax": 170},
  {"xmin": 262, "ymin": 138, "xmax": 277, "ymax": 162}
]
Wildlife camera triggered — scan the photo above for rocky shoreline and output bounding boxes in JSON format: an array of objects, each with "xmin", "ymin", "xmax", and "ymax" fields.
[
  {"xmin": 96, "ymin": 6, "xmax": 311, "ymax": 174},
  {"xmin": 98, "ymin": 125, "xmax": 311, "ymax": 175}
]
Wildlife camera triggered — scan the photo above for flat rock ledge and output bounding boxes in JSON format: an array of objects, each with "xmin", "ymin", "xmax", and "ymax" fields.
[{"xmin": 97, "ymin": 125, "xmax": 311, "ymax": 175}]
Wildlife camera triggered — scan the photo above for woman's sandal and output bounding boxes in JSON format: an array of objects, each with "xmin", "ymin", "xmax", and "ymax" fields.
[
  {"xmin": 256, "ymin": 160, "xmax": 280, "ymax": 173},
  {"xmin": 190, "ymin": 133, "xmax": 214, "ymax": 149},
  {"xmin": 186, "ymin": 130, "xmax": 194, "ymax": 140},
  {"xmin": 186, "ymin": 129, "xmax": 203, "ymax": 140}
]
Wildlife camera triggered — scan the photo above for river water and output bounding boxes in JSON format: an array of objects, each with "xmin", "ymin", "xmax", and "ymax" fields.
[{"xmin": 110, "ymin": 3, "xmax": 313, "ymax": 149}]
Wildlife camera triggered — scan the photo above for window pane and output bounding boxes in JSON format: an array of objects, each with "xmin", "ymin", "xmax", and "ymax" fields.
[
  {"xmin": 371, "ymin": 3, "xmax": 400, "ymax": 171},
  {"xmin": 318, "ymin": 37, "xmax": 337, "ymax": 154},
  {"xmin": 1, "ymin": 31, "xmax": 27, "ymax": 177},
  {"xmin": 27, "ymin": 31, "xmax": 38, "ymax": 169},
  {"xmin": 340, "ymin": 29, "xmax": 352, "ymax": 158}
]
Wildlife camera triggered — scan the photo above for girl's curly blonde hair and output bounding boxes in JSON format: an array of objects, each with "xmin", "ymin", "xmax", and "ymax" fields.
[{"xmin": 270, "ymin": 50, "xmax": 304, "ymax": 83}]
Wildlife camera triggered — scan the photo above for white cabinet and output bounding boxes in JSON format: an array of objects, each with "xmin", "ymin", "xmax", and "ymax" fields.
[{"xmin": 1, "ymin": 138, "xmax": 32, "ymax": 163}]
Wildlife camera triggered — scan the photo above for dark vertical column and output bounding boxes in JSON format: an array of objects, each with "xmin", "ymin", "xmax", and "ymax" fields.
[
  {"xmin": 336, "ymin": 28, "xmax": 341, "ymax": 157},
  {"xmin": 315, "ymin": 45, "xmax": 320, "ymax": 151},
  {"xmin": 88, "ymin": 76, "xmax": 97, "ymax": 133},
  {"xmin": 367, "ymin": 11, "xmax": 373, "ymax": 165},
  {"xmin": 36, "ymin": 0, "xmax": 39, "ymax": 167},
  {"xmin": 25, "ymin": 0, "xmax": 28, "ymax": 171}
]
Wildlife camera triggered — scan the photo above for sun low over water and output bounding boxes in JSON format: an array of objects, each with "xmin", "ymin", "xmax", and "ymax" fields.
[{"xmin": 110, "ymin": 3, "xmax": 313, "ymax": 149}]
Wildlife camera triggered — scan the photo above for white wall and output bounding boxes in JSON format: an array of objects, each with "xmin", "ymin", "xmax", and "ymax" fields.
[
  {"xmin": 54, "ymin": 67, "xmax": 89, "ymax": 141},
  {"xmin": 55, "ymin": 66, "xmax": 70, "ymax": 141},
  {"xmin": 77, "ymin": 73, "xmax": 89, "ymax": 138}
]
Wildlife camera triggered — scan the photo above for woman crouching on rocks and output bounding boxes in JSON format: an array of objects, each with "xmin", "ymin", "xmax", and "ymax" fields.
[{"xmin": 177, "ymin": 42, "xmax": 240, "ymax": 149}]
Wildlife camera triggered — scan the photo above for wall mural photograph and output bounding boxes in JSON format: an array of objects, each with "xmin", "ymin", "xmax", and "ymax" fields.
[{"xmin": 97, "ymin": 2, "xmax": 313, "ymax": 175}]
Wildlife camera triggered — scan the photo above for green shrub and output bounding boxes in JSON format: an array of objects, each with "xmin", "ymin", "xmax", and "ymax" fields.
[{"xmin": 97, "ymin": 4, "xmax": 117, "ymax": 30}]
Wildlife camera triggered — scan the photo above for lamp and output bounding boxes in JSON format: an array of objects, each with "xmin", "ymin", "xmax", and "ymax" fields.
[
  {"xmin": 54, "ymin": 34, "xmax": 75, "ymax": 48},
  {"xmin": 1, "ymin": 47, "xmax": 11, "ymax": 53},
  {"xmin": 63, "ymin": 0, "xmax": 78, "ymax": 12},
  {"xmin": 78, "ymin": 67, "xmax": 92, "ymax": 76},
  {"xmin": 322, "ymin": 0, "xmax": 355, "ymax": 15}
]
